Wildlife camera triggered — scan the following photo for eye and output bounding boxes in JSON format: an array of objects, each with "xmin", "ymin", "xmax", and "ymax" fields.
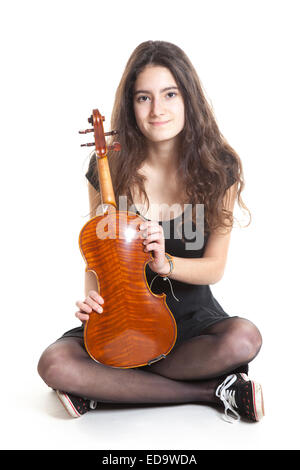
[
  {"xmin": 136, "ymin": 95, "xmax": 150, "ymax": 103},
  {"xmin": 166, "ymin": 92, "xmax": 177, "ymax": 98}
]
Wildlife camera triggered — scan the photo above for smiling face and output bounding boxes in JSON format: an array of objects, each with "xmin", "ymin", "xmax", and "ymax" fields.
[{"xmin": 133, "ymin": 65, "xmax": 185, "ymax": 145}]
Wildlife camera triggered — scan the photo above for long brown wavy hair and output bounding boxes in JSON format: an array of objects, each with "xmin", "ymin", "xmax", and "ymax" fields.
[{"xmin": 90, "ymin": 40, "xmax": 251, "ymax": 233}]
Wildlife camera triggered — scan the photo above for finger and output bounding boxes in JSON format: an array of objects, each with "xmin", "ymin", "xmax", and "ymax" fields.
[
  {"xmin": 139, "ymin": 221, "xmax": 161, "ymax": 232},
  {"xmin": 146, "ymin": 226, "xmax": 163, "ymax": 236},
  {"xmin": 144, "ymin": 242, "xmax": 160, "ymax": 252},
  {"xmin": 140, "ymin": 225, "xmax": 163, "ymax": 239},
  {"xmin": 88, "ymin": 290, "xmax": 104, "ymax": 304},
  {"xmin": 85, "ymin": 297, "xmax": 103, "ymax": 314},
  {"xmin": 75, "ymin": 311, "xmax": 90, "ymax": 322},
  {"xmin": 75, "ymin": 300, "xmax": 92, "ymax": 313},
  {"xmin": 143, "ymin": 232, "xmax": 163, "ymax": 245}
]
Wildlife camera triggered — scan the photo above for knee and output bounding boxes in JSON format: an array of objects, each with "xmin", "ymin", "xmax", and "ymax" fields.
[
  {"xmin": 226, "ymin": 318, "xmax": 263, "ymax": 364},
  {"xmin": 37, "ymin": 343, "xmax": 69, "ymax": 389}
]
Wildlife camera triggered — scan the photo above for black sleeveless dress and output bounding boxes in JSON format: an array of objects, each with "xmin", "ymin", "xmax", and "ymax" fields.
[{"xmin": 58, "ymin": 153, "xmax": 236, "ymax": 346}]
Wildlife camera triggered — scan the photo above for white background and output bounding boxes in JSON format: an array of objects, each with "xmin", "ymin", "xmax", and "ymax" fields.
[{"xmin": 1, "ymin": 0, "xmax": 299, "ymax": 450}]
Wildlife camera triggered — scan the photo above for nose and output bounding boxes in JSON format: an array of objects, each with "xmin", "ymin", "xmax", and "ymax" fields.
[{"xmin": 150, "ymin": 97, "xmax": 165, "ymax": 117}]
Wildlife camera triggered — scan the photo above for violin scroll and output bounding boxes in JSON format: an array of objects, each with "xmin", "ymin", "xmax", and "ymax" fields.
[{"xmin": 79, "ymin": 110, "xmax": 120, "ymax": 155}]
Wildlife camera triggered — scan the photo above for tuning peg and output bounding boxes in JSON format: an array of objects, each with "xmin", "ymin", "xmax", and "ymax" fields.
[
  {"xmin": 79, "ymin": 129, "xmax": 117, "ymax": 136},
  {"xmin": 80, "ymin": 142, "xmax": 95, "ymax": 147},
  {"xmin": 108, "ymin": 142, "xmax": 121, "ymax": 151},
  {"xmin": 79, "ymin": 129, "xmax": 94, "ymax": 134},
  {"xmin": 104, "ymin": 130, "xmax": 118, "ymax": 136}
]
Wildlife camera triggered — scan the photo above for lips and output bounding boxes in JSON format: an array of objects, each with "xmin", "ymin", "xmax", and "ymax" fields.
[{"xmin": 149, "ymin": 120, "xmax": 170, "ymax": 126}]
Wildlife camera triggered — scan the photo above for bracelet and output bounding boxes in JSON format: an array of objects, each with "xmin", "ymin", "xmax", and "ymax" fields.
[
  {"xmin": 150, "ymin": 253, "xmax": 179, "ymax": 302},
  {"xmin": 158, "ymin": 253, "xmax": 174, "ymax": 278}
]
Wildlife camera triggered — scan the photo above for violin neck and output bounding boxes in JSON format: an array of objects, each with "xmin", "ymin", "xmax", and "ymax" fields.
[{"xmin": 96, "ymin": 154, "xmax": 116, "ymax": 207}]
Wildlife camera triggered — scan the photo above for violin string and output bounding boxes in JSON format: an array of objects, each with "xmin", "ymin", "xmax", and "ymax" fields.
[{"xmin": 97, "ymin": 151, "xmax": 105, "ymax": 213}]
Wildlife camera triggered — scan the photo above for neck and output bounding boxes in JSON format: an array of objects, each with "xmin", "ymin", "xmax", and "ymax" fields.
[{"xmin": 144, "ymin": 137, "xmax": 181, "ymax": 174}]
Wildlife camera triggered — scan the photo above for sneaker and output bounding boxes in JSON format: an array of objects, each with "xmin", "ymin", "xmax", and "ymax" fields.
[
  {"xmin": 56, "ymin": 390, "xmax": 97, "ymax": 418},
  {"xmin": 215, "ymin": 373, "xmax": 264, "ymax": 423}
]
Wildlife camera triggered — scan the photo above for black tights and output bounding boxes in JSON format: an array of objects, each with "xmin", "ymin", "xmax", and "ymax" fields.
[{"xmin": 37, "ymin": 317, "xmax": 262, "ymax": 405}]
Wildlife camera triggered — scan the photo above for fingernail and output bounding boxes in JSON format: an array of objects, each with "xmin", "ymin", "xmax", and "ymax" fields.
[{"xmin": 97, "ymin": 306, "xmax": 103, "ymax": 313}]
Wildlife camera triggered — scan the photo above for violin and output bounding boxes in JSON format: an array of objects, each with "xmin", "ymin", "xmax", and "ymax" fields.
[{"xmin": 78, "ymin": 109, "xmax": 177, "ymax": 368}]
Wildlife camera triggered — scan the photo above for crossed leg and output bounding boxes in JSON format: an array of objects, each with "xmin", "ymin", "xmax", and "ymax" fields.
[{"xmin": 37, "ymin": 317, "xmax": 262, "ymax": 406}]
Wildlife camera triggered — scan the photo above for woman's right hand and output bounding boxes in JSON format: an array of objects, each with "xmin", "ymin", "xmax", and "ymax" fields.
[{"xmin": 75, "ymin": 290, "xmax": 104, "ymax": 323}]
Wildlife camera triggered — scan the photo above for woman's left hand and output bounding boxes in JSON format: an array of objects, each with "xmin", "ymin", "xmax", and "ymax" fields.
[{"xmin": 139, "ymin": 221, "xmax": 170, "ymax": 275}]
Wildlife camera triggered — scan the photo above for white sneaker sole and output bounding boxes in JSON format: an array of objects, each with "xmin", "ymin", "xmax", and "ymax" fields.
[
  {"xmin": 56, "ymin": 390, "xmax": 81, "ymax": 418},
  {"xmin": 251, "ymin": 381, "xmax": 265, "ymax": 421},
  {"xmin": 240, "ymin": 374, "xmax": 264, "ymax": 421}
]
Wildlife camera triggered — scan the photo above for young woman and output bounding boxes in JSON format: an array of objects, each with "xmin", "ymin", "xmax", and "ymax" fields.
[{"xmin": 37, "ymin": 40, "xmax": 264, "ymax": 423}]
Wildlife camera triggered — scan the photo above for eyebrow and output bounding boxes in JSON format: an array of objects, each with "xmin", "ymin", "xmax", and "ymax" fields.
[{"xmin": 133, "ymin": 86, "xmax": 179, "ymax": 96}]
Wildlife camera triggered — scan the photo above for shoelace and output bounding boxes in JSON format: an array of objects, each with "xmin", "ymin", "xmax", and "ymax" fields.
[
  {"xmin": 215, "ymin": 374, "xmax": 240, "ymax": 423},
  {"xmin": 82, "ymin": 396, "xmax": 97, "ymax": 410}
]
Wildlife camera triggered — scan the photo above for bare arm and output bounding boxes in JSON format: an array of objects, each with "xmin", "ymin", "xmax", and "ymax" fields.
[{"xmin": 167, "ymin": 182, "xmax": 238, "ymax": 285}]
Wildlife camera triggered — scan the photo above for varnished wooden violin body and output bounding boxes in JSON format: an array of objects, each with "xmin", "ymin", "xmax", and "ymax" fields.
[{"xmin": 79, "ymin": 109, "xmax": 177, "ymax": 368}]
